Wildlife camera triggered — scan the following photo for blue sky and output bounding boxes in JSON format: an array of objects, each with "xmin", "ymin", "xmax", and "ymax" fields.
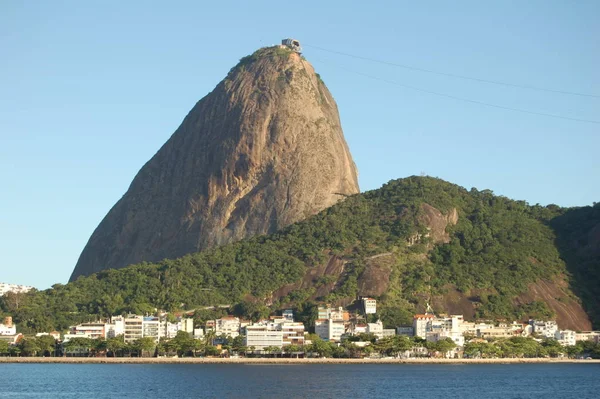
[{"xmin": 1, "ymin": 1, "xmax": 598, "ymax": 289}]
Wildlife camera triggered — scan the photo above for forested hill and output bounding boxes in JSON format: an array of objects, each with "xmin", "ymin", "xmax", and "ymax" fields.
[{"xmin": 2, "ymin": 176, "xmax": 599, "ymax": 332}]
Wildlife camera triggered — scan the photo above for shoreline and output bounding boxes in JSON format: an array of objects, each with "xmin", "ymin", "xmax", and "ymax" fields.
[{"xmin": 1, "ymin": 357, "xmax": 599, "ymax": 365}]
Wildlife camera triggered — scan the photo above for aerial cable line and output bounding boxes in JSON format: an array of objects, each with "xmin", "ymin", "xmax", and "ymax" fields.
[
  {"xmin": 305, "ymin": 44, "xmax": 600, "ymax": 99},
  {"xmin": 311, "ymin": 58, "xmax": 600, "ymax": 124}
]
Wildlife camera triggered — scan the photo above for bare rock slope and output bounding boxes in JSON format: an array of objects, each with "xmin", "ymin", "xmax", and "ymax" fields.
[{"xmin": 70, "ymin": 46, "xmax": 359, "ymax": 281}]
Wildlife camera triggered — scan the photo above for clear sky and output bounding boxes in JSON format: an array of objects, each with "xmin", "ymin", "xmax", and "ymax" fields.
[{"xmin": 1, "ymin": 1, "xmax": 598, "ymax": 289}]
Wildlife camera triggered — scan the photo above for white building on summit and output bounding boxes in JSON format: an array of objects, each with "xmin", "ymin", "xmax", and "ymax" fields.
[
  {"xmin": 0, "ymin": 282, "xmax": 34, "ymax": 296},
  {"xmin": 281, "ymin": 38, "xmax": 302, "ymax": 52}
]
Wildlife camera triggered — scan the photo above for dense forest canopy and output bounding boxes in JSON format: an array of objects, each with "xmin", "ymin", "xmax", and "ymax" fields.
[{"xmin": 2, "ymin": 176, "xmax": 598, "ymax": 333}]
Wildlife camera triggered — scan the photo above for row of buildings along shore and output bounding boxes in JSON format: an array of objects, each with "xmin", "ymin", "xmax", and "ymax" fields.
[{"xmin": 2, "ymin": 297, "xmax": 600, "ymax": 353}]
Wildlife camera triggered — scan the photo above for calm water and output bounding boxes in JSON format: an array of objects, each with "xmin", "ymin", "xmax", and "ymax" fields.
[{"xmin": 0, "ymin": 363, "xmax": 599, "ymax": 398}]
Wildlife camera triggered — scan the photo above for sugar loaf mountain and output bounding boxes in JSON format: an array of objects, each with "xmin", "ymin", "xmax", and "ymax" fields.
[
  {"xmin": 69, "ymin": 43, "xmax": 359, "ymax": 281},
  {"xmin": 3, "ymin": 42, "xmax": 599, "ymax": 332}
]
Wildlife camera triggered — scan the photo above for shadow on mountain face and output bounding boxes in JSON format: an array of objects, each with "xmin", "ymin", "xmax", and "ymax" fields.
[{"xmin": 550, "ymin": 203, "xmax": 600, "ymax": 330}]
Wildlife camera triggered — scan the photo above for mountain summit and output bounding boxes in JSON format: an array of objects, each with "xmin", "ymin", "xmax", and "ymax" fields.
[{"xmin": 70, "ymin": 45, "xmax": 359, "ymax": 281}]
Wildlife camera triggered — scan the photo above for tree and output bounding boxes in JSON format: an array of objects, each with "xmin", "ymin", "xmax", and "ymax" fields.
[
  {"xmin": 0, "ymin": 340, "xmax": 10, "ymax": 355},
  {"xmin": 463, "ymin": 342, "xmax": 501, "ymax": 358},
  {"xmin": 434, "ymin": 338, "xmax": 457, "ymax": 358},
  {"xmin": 36, "ymin": 335, "xmax": 57, "ymax": 357},
  {"xmin": 133, "ymin": 337, "xmax": 156, "ymax": 357},
  {"xmin": 106, "ymin": 336, "xmax": 126, "ymax": 357},
  {"xmin": 190, "ymin": 338, "xmax": 205, "ymax": 357},
  {"xmin": 204, "ymin": 345, "xmax": 220, "ymax": 356},
  {"xmin": 263, "ymin": 346, "xmax": 282, "ymax": 357},
  {"xmin": 204, "ymin": 330, "xmax": 216, "ymax": 347},
  {"xmin": 19, "ymin": 338, "xmax": 41, "ymax": 357},
  {"xmin": 171, "ymin": 331, "xmax": 195, "ymax": 357},
  {"xmin": 232, "ymin": 300, "xmax": 270, "ymax": 322},
  {"xmin": 231, "ymin": 335, "xmax": 245, "ymax": 352},
  {"xmin": 378, "ymin": 307, "xmax": 413, "ymax": 329},
  {"xmin": 62, "ymin": 337, "xmax": 93, "ymax": 357},
  {"xmin": 341, "ymin": 341, "xmax": 361, "ymax": 358},
  {"xmin": 306, "ymin": 336, "xmax": 331, "ymax": 358},
  {"xmin": 283, "ymin": 344, "xmax": 301, "ymax": 357},
  {"xmin": 94, "ymin": 338, "xmax": 108, "ymax": 356},
  {"xmin": 540, "ymin": 338, "xmax": 564, "ymax": 358}
]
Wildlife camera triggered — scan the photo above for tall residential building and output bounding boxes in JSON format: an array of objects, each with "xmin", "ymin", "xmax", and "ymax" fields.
[
  {"xmin": 180, "ymin": 318, "xmax": 194, "ymax": 335},
  {"xmin": 412, "ymin": 314, "xmax": 435, "ymax": 338},
  {"xmin": 317, "ymin": 306, "xmax": 347, "ymax": 321},
  {"xmin": 530, "ymin": 320, "xmax": 558, "ymax": 338},
  {"xmin": 315, "ymin": 319, "xmax": 345, "ymax": 342},
  {"xmin": 574, "ymin": 331, "xmax": 600, "ymax": 343},
  {"xmin": 72, "ymin": 323, "xmax": 106, "ymax": 340},
  {"xmin": 245, "ymin": 324, "xmax": 284, "ymax": 350},
  {"xmin": 142, "ymin": 317, "xmax": 165, "ymax": 342},
  {"xmin": 281, "ymin": 322, "xmax": 305, "ymax": 346},
  {"xmin": 123, "ymin": 315, "xmax": 144, "ymax": 343},
  {"xmin": 108, "ymin": 316, "xmax": 125, "ymax": 338},
  {"xmin": 215, "ymin": 316, "xmax": 241, "ymax": 338},
  {"xmin": 367, "ymin": 320, "xmax": 383, "ymax": 337},
  {"xmin": 244, "ymin": 321, "xmax": 305, "ymax": 350},
  {"xmin": 362, "ymin": 298, "xmax": 377, "ymax": 314},
  {"xmin": 555, "ymin": 330, "xmax": 576, "ymax": 346}
]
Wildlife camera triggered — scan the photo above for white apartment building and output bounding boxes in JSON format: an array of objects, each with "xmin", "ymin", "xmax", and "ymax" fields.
[
  {"xmin": 414, "ymin": 314, "xmax": 465, "ymax": 347},
  {"xmin": 215, "ymin": 316, "xmax": 241, "ymax": 338},
  {"xmin": 460, "ymin": 321, "xmax": 495, "ymax": 336},
  {"xmin": 412, "ymin": 314, "xmax": 435, "ymax": 338},
  {"xmin": 427, "ymin": 330, "xmax": 465, "ymax": 347},
  {"xmin": 245, "ymin": 324, "xmax": 284, "ymax": 350},
  {"xmin": 73, "ymin": 323, "xmax": 106, "ymax": 340},
  {"xmin": 575, "ymin": 331, "xmax": 600, "ymax": 343},
  {"xmin": 315, "ymin": 319, "xmax": 345, "ymax": 342},
  {"xmin": 555, "ymin": 330, "xmax": 576, "ymax": 346},
  {"xmin": 362, "ymin": 298, "xmax": 377, "ymax": 314},
  {"xmin": 0, "ymin": 317, "xmax": 16, "ymax": 335},
  {"xmin": 180, "ymin": 318, "xmax": 194, "ymax": 335},
  {"xmin": 477, "ymin": 325, "xmax": 518, "ymax": 339},
  {"xmin": 530, "ymin": 320, "xmax": 558, "ymax": 338},
  {"xmin": 142, "ymin": 317, "xmax": 165, "ymax": 342},
  {"xmin": 0, "ymin": 283, "xmax": 34, "ymax": 296},
  {"xmin": 282, "ymin": 322, "xmax": 305, "ymax": 346},
  {"xmin": 123, "ymin": 315, "xmax": 144, "ymax": 343},
  {"xmin": 165, "ymin": 321, "xmax": 181, "ymax": 338},
  {"xmin": 63, "ymin": 332, "xmax": 92, "ymax": 342},
  {"xmin": 367, "ymin": 320, "xmax": 383, "ymax": 338},
  {"xmin": 108, "ymin": 316, "xmax": 125, "ymax": 338},
  {"xmin": 317, "ymin": 306, "xmax": 346, "ymax": 321},
  {"xmin": 350, "ymin": 324, "xmax": 368, "ymax": 335}
]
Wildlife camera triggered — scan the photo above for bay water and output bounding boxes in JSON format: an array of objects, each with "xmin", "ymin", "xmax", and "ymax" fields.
[{"xmin": 0, "ymin": 363, "xmax": 599, "ymax": 398}]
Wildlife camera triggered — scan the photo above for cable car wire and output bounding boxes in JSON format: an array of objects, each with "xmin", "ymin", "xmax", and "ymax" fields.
[
  {"xmin": 311, "ymin": 57, "xmax": 600, "ymax": 124},
  {"xmin": 305, "ymin": 44, "xmax": 600, "ymax": 99}
]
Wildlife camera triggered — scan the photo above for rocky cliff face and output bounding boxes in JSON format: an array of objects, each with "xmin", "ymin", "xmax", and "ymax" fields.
[{"xmin": 70, "ymin": 46, "xmax": 359, "ymax": 281}]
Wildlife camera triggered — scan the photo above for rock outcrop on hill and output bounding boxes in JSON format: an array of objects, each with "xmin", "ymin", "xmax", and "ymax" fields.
[{"xmin": 70, "ymin": 46, "xmax": 359, "ymax": 281}]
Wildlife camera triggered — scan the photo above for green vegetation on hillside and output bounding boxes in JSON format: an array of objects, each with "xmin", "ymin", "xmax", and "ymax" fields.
[
  {"xmin": 2, "ymin": 176, "xmax": 597, "ymax": 332},
  {"xmin": 228, "ymin": 46, "xmax": 293, "ymax": 77},
  {"xmin": 551, "ymin": 203, "xmax": 600, "ymax": 325}
]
